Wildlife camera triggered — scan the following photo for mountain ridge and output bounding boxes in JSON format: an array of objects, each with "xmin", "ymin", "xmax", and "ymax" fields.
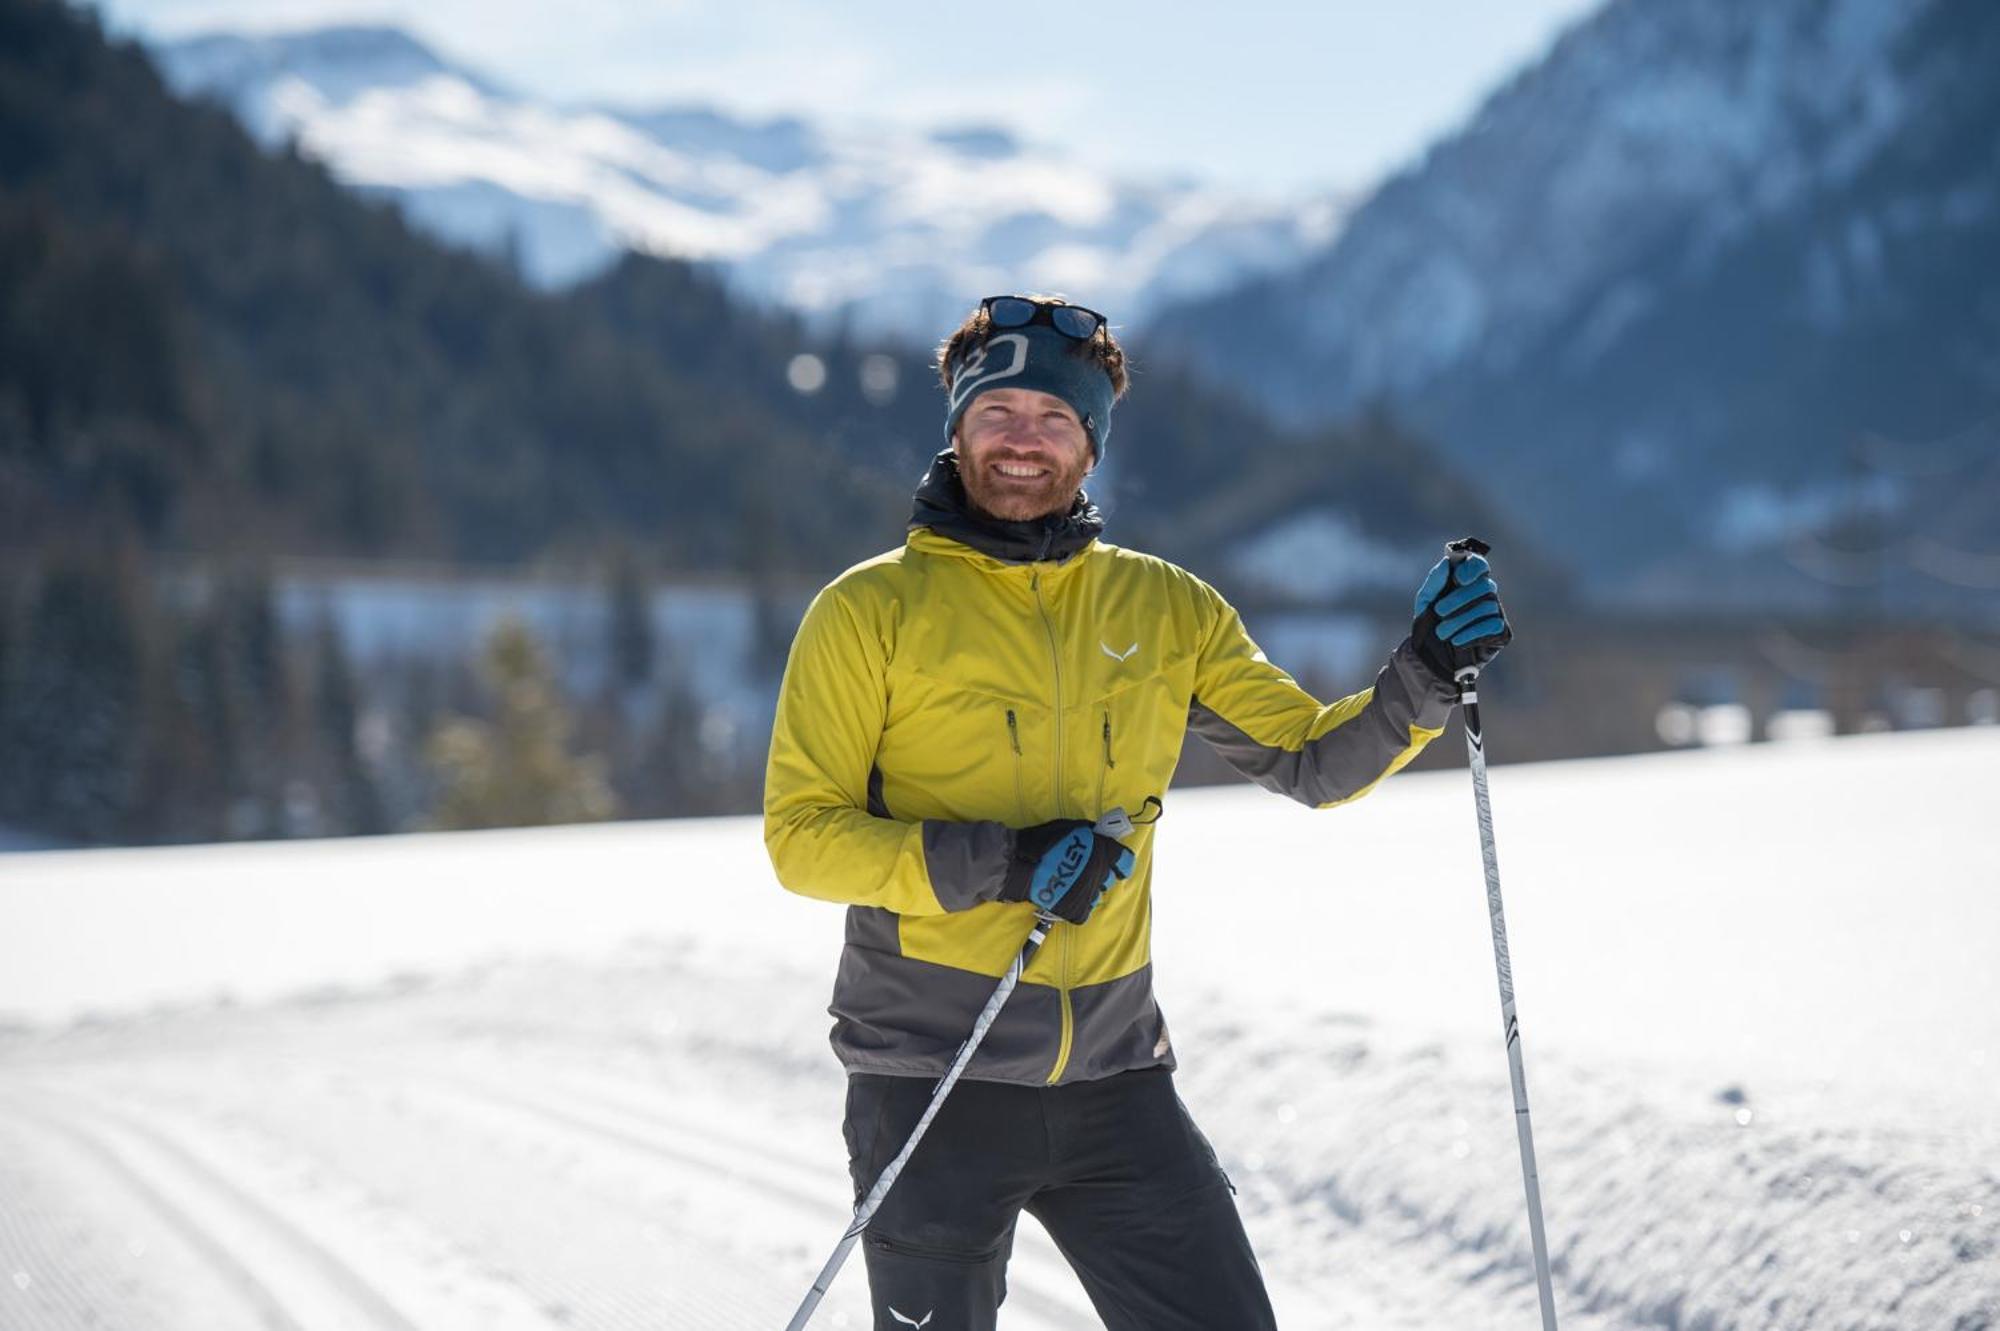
[
  {"xmin": 151, "ymin": 23, "xmax": 1349, "ymax": 341},
  {"xmin": 3, "ymin": 0, "xmax": 1537, "ymax": 603},
  {"xmin": 1145, "ymin": 0, "xmax": 2000, "ymax": 611}
]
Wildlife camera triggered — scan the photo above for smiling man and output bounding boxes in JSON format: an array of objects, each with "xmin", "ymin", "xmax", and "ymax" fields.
[
  {"xmin": 765, "ymin": 294, "xmax": 1511, "ymax": 1329},
  {"xmin": 952, "ymin": 382, "xmax": 1095, "ymax": 518}
]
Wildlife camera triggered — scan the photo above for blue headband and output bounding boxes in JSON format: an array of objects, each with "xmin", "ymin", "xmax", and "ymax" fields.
[{"xmin": 943, "ymin": 324, "xmax": 1117, "ymax": 460}]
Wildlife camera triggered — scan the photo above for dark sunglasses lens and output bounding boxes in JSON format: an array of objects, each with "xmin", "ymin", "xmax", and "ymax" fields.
[
  {"xmin": 987, "ymin": 297, "xmax": 1036, "ymax": 328},
  {"xmin": 1050, "ymin": 306, "xmax": 1100, "ymax": 339}
]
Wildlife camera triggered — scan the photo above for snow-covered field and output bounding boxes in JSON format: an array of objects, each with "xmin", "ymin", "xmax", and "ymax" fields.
[{"xmin": 2, "ymin": 727, "xmax": 1995, "ymax": 1329}]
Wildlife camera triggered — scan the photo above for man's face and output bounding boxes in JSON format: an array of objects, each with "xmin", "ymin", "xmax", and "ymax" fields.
[{"xmin": 954, "ymin": 387, "xmax": 1094, "ymax": 522}]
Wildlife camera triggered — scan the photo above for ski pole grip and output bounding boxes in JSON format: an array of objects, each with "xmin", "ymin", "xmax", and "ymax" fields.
[{"xmin": 1444, "ymin": 537, "xmax": 1494, "ymax": 691}]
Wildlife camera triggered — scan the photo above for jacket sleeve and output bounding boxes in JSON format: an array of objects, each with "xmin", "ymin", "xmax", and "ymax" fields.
[
  {"xmin": 1186, "ymin": 583, "xmax": 1458, "ymax": 808},
  {"xmin": 763, "ymin": 582, "xmax": 1010, "ymax": 915}
]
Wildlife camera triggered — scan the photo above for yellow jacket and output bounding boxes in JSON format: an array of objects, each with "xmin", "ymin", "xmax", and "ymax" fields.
[{"xmin": 765, "ymin": 468, "xmax": 1456, "ymax": 1085}]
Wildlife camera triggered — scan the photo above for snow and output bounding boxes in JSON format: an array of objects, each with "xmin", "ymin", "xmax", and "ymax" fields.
[
  {"xmin": 2, "ymin": 727, "xmax": 1996, "ymax": 1328},
  {"xmin": 1223, "ymin": 509, "xmax": 1420, "ymax": 602},
  {"xmin": 1708, "ymin": 475, "xmax": 1901, "ymax": 554}
]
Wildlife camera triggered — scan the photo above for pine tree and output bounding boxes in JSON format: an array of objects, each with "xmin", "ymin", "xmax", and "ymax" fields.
[
  {"xmin": 5, "ymin": 556, "xmax": 146, "ymax": 842},
  {"xmin": 312, "ymin": 616, "xmax": 386, "ymax": 835},
  {"xmin": 424, "ymin": 618, "xmax": 618, "ymax": 830},
  {"xmin": 150, "ymin": 595, "xmax": 239, "ymax": 842},
  {"xmin": 606, "ymin": 545, "xmax": 656, "ymax": 690}
]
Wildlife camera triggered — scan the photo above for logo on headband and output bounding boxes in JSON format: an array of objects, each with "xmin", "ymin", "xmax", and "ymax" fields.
[{"xmin": 947, "ymin": 333, "xmax": 1029, "ymax": 412}]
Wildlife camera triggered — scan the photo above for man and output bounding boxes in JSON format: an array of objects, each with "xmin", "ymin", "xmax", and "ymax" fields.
[{"xmin": 765, "ymin": 295, "xmax": 1510, "ymax": 1330}]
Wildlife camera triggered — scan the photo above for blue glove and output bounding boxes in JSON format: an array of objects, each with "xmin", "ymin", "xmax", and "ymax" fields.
[
  {"xmin": 998, "ymin": 820, "xmax": 1136, "ymax": 924},
  {"xmin": 1411, "ymin": 539, "xmax": 1512, "ymax": 683}
]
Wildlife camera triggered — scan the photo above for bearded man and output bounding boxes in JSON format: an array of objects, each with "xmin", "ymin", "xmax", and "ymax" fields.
[{"xmin": 765, "ymin": 294, "xmax": 1511, "ymax": 1330}]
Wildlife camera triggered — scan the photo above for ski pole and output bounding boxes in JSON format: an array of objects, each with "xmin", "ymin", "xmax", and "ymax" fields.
[
  {"xmin": 1448, "ymin": 541, "xmax": 1558, "ymax": 1330},
  {"xmin": 784, "ymin": 807, "xmax": 1140, "ymax": 1330}
]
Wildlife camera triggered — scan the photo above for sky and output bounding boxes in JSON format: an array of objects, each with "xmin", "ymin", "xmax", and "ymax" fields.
[{"xmin": 96, "ymin": 0, "xmax": 1606, "ymax": 197}]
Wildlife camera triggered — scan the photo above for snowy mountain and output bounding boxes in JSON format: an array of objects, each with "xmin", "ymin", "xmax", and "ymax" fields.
[
  {"xmin": 1157, "ymin": 0, "xmax": 1927, "ymax": 411},
  {"xmin": 1148, "ymin": 0, "xmax": 2000, "ymax": 604},
  {"xmin": 151, "ymin": 25, "xmax": 1346, "ymax": 342}
]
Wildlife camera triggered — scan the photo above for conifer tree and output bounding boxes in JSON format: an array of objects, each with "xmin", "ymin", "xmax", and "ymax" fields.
[
  {"xmin": 313, "ymin": 616, "xmax": 386, "ymax": 835},
  {"xmin": 606, "ymin": 546, "xmax": 655, "ymax": 691},
  {"xmin": 6, "ymin": 557, "xmax": 146, "ymax": 842},
  {"xmin": 425, "ymin": 618, "xmax": 618, "ymax": 830}
]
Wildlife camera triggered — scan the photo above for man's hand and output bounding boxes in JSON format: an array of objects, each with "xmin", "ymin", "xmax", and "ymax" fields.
[
  {"xmin": 996, "ymin": 820, "xmax": 1136, "ymax": 924},
  {"xmin": 1410, "ymin": 542, "xmax": 1512, "ymax": 683}
]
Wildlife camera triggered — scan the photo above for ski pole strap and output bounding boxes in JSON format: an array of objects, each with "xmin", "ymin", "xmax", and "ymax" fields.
[{"xmin": 1092, "ymin": 796, "xmax": 1163, "ymax": 840}]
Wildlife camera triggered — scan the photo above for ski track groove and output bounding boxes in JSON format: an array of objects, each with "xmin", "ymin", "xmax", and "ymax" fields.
[
  {"xmin": 13, "ymin": 1084, "xmax": 426, "ymax": 1331},
  {"xmin": 370, "ymin": 1043, "xmax": 1566, "ymax": 1331},
  {"xmin": 40, "ymin": 1057, "xmax": 861, "ymax": 1330},
  {"xmin": 439, "ymin": 1051, "xmax": 858, "ymax": 1198},
  {"xmin": 406, "ymin": 1011, "xmax": 1603, "ymax": 1328},
  {"xmin": 382, "ymin": 1055, "xmax": 1102, "ymax": 1330},
  {"xmin": 0, "ymin": 1095, "xmax": 308, "ymax": 1331},
  {"xmin": 0, "ymin": 1119, "xmax": 146, "ymax": 1331},
  {"xmin": 5, "ymin": 1027, "xmax": 1559, "ymax": 1331},
  {"xmin": 328, "ymin": 1066, "xmax": 850, "ymax": 1329},
  {"xmin": 0, "ymin": 1129, "xmax": 96, "ymax": 1331},
  {"xmin": 53, "ymin": 1039, "xmax": 1095, "ymax": 1330},
  {"xmin": 139, "ymin": 1067, "xmax": 762, "ymax": 1331},
  {"xmin": 338, "ymin": 1047, "xmax": 1104, "ymax": 1327},
  {"xmin": 0, "ymin": 998, "xmax": 1664, "ymax": 1330}
]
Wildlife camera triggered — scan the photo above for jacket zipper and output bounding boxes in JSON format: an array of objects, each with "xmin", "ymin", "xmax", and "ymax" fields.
[
  {"xmin": 1005, "ymin": 708, "xmax": 1027, "ymax": 824},
  {"xmin": 1030, "ymin": 574, "xmax": 1065, "ymax": 812},
  {"xmin": 1031, "ymin": 570, "xmax": 1074, "ymax": 1085},
  {"xmin": 1051, "ymin": 927, "xmax": 1075, "ymax": 1085}
]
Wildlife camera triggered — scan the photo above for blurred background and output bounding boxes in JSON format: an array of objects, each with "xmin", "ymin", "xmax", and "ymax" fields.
[
  {"xmin": 5, "ymin": 5, "xmax": 1999, "ymax": 1328},
  {"xmin": 2, "ymin": 0, "xmax": 1996, "ymax": 848}
]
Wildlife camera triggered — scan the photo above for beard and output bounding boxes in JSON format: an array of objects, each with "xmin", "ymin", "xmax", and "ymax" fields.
[{"xmin": 957, "ymin": 444, "xmax": 1092, "ymax": 523}]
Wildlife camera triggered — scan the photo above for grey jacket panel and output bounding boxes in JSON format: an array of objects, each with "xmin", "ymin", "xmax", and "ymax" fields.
[
  {"xmin": 919, "ymin": 818, "xmax": 1014, "ymax": 913},
  {"xmin": 844, "ymin": 903, "xmax": 901, "ymax": 956},
  {"xmin": 1059, "ymin": 965, "xmax": 1175, "ymax": 1084},
  {"xmin": 1189, "ymin": 638, "xmax": 1457, "ymax": 807},
  {"xmin": 829, "ymin": 946, "xmax": 1172, "ymax": 1087},
  {"xmin": 829, "ymin": 943, "xmax": 1064, "ymax": 1083}
]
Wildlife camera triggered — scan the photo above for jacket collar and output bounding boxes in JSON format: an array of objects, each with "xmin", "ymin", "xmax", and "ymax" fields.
[{"xmin": 907, "ymin": 449, "xmax": 1104, "ymax": 565}]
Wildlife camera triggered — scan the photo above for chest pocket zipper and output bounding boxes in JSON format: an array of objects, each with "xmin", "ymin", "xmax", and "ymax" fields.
[
  {"xmin": 1097, "ymin": 710, "xmax": 1116, "ymax": 813},
  {"xmin": 1006, "ymin": 708, "xmax": 1028, "ymax": 824}
]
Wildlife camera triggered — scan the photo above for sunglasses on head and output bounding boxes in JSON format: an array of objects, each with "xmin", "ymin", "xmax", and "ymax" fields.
[{"xmin": 981, "ymin": 295, "xmax": 1106, "ymax": 341}]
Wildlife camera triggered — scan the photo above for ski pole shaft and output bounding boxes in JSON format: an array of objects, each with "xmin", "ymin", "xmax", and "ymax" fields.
[
  {"xmin": 786, "ymin": 807, "xmax": 1141, "ymax": 1329},
  {"xmin": 1457, "ymin": 668, "xmax": 1559, "ymax": 1331},
  {"xmin": 785, "ymin": 910, "xmax": 1053, "ymax": 1330}
]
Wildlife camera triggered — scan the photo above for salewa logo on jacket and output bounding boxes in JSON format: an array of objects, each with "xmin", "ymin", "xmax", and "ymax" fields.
[
  {"xmin": 1101, "ymin": 640, "xmax": 1139, "ymax": 662},
  {"xmin": 889, "ymin": 1308, "xmax": 933, "ymax": 1328}
]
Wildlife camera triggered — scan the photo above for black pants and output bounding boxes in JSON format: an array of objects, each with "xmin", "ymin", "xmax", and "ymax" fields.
[{"xmin": 843, "ymin": 1066, "xmax": 1278, "ymax": 1330}]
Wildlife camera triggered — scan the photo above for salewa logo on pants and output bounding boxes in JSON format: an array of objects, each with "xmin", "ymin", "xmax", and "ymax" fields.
[{"xmin": 889, "ymin": 1308, "xmax": 933, "ymax": 1328}]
